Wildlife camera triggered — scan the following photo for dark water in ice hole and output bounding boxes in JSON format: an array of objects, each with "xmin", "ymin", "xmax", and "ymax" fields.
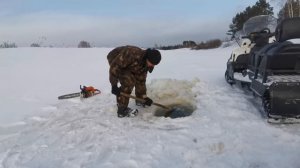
[{"xmin": 154, "ymin": 104, "xmax": 195, "ymax": 118}]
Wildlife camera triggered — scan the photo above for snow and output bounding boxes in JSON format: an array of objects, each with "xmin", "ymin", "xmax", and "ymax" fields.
[{"xmin": 0, "ymin": 46, "xmax": 300, "ymax": 168}]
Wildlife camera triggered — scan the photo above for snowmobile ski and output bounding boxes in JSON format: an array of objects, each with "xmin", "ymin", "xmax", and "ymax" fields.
[{"xmin": 267, "ymin": 117, "xmax": 300, "ymax": 124}]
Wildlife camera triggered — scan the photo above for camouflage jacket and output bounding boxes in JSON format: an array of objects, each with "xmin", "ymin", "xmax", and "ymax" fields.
[{"xmin": 107, "ymin": 45, "xmax": 149, "ymax": 88}]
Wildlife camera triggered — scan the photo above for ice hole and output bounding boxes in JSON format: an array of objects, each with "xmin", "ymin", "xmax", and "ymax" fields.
[{"xmin": 154, "ymin": 104, "xmax": 195, "ymax": 118}]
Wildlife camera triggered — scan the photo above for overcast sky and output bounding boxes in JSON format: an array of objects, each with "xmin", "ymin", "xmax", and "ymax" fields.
[{"xmin": 0, "ymin": 0, "xmax": 279, "ymax": 47}]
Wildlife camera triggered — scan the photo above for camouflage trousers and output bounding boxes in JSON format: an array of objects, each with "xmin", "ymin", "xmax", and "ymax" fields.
[{"xmin": 116, "ymin": 71, "xmax": 146, "ymax": 108}]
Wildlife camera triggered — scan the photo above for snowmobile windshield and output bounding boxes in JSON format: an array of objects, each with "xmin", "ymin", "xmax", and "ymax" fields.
[{"xmin": 243, "ymin": 15, "xmax": 277, "ymax": 35}]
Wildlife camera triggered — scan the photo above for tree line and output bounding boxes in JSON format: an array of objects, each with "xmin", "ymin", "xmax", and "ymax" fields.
[
  {"xmin": 0, "ymin": 41, "xmax": 92, "ymax": 48},
  {"xmin": 0, "ymin": 42, "xmax": 17, "ymax": 48},
  {"xmin": 155, "ymin": 39, "xmax": 222, "ymax": 50}
]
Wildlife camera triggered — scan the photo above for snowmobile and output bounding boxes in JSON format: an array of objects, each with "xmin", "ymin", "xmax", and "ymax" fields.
[
  {"xmin": 248, "ymin": 17, "xmax": 300, "ymax": 123},
  {"xmin": 225, "ymin": 15, "xmax": 277, "ymax": 88}
]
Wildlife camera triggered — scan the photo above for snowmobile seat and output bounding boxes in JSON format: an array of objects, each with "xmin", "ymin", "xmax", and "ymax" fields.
[
  {"xmin": 268, "ymin": 53, "xmax": 300, "ymax": 71},
  {"xmin": 276, "ymin": 17, "xmax": 300, "ymax": 43},
  {"xmin": 267, "ymin": 42, "xmax": 300, "ymax": 72},
  {"xmin": 256, "ymin": 17, "xmax": 300, "ymax": 76},
  {"xmin": 257, "ymin": 42, "xmax": 300, "ymax": 74}
]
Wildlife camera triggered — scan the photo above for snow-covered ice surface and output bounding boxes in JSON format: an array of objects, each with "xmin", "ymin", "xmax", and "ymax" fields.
[{"xmin": 0, "ymin": 47, "xmax": 300, "ymax": 168}]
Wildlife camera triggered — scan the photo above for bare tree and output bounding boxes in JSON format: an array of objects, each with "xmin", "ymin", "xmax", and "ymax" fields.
[
  {"xmin": 298, "ymin": 0, "xmax": 300, "ymax": 17},
  {"xmin": 276, "ymin": 0, "xmax": 300, "ymax": 21},
  {"xmin": 287, "ymin": 0, "xmax": 294, "ymax": 17},
  {"xmin": 285, "ymin": 0, "xmax": 300, "ymax": 17},
  {"xmin": 270, "ymin": 0, "xmax": 287, "ymax": 8}
]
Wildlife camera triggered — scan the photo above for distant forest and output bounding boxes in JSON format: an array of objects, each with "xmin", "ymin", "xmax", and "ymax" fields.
[{"xmin": 155, "ymin": 39, "xmax": 222, "ymax": 50}]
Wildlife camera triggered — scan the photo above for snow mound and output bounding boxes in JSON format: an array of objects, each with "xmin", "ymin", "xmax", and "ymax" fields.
[
  {"xmin": 147, "ymin": 78, "xmax": 198, "ymax": 108},
  {"xmin": 146, "ymin": 79, "xmax": 198, "ymax": 118}
]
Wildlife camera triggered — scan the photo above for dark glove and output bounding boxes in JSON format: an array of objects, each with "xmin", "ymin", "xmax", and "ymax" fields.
[
  {"xmin": 148, "ymin": 67, "xmax": 154, "ymax": 73},
  {"xmin": 111, "ymin": 85, "xmax": 121, "ymax": 96},
  {"xmin": 144, "ymin": 97, "xmax": 153, "ymax": 106}
]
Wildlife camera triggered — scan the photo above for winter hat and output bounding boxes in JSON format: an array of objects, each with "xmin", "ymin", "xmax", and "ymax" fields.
[{"xmin": 145, "ymin": 49, "xmax": 161, "ymax": 65}]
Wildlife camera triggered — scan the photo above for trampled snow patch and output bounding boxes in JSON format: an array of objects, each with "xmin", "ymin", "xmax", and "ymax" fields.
[{"xmin": 0, "ymin": 78, "xmax": 202, "ymax": 168}]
